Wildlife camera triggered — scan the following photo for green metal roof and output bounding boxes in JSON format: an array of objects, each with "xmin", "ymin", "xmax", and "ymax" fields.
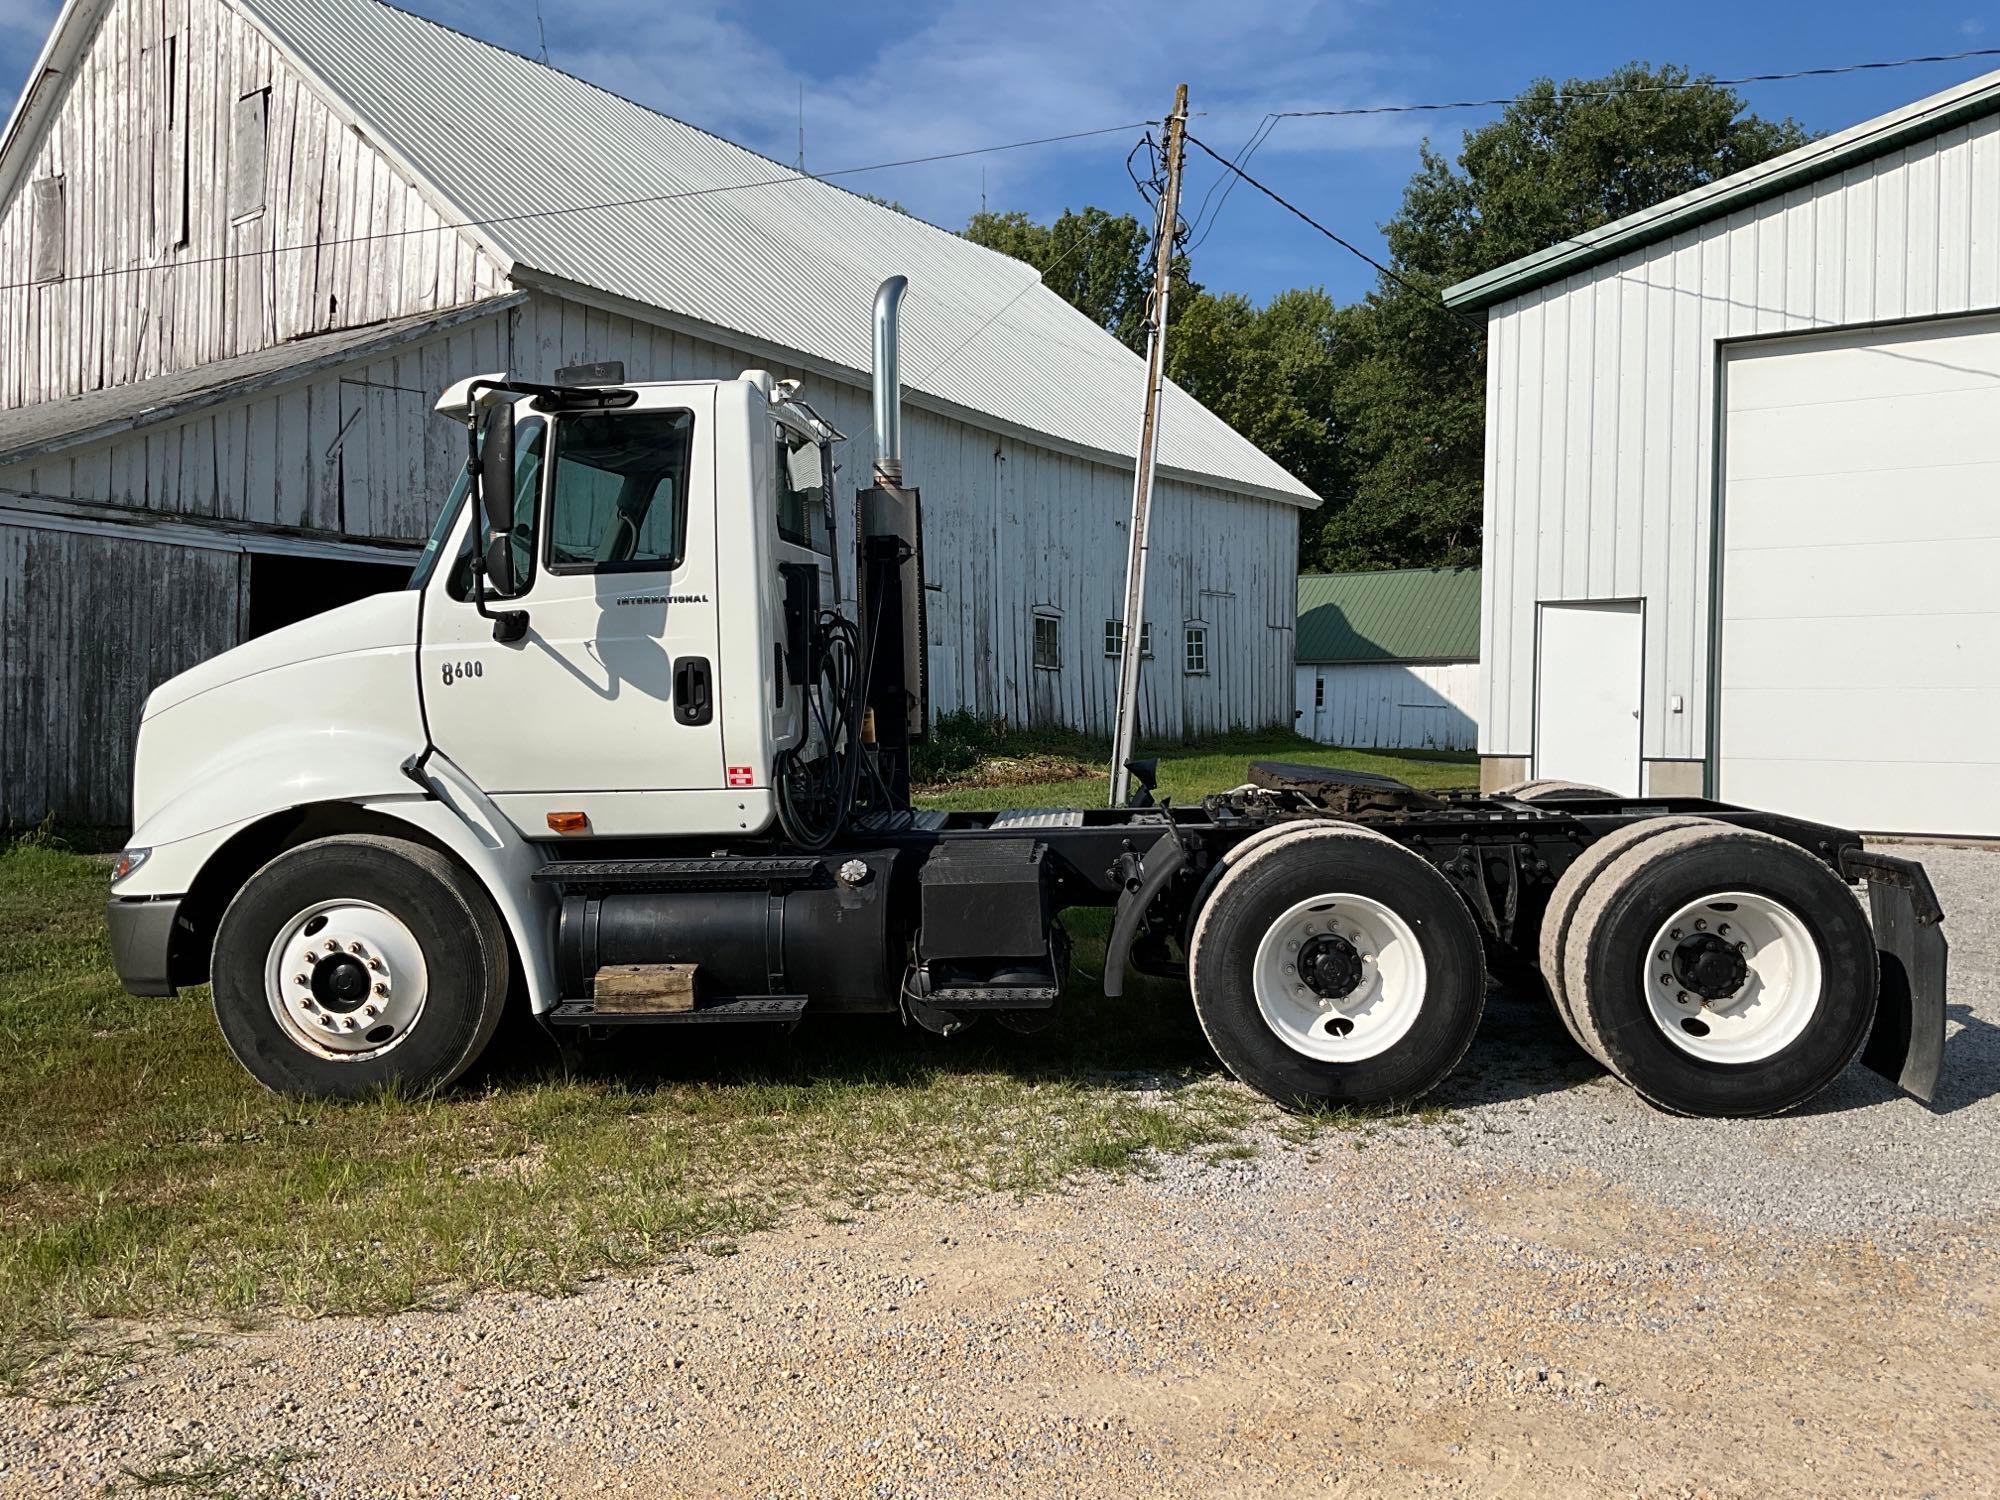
[
  {"xmin": 1296, "ymin": 567, "xmax": 1481, "ymax": 664},
  {"xmin": 1443, "ymin": 66, "xmax": 2000, "ymax": 312}
]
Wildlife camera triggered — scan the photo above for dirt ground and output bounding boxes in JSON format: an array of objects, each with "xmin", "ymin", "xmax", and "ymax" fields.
[{"xmin": 4, "ymin": 1135, "xmax": 1993, "ymax": 1498}]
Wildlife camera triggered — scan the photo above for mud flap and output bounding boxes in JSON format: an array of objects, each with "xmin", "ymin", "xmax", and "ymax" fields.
[
  {"xmin": 1844, "ymin": 850, "xmax": 1949, "ymax": 1104},
  {"xmin": 1102, "ymin": 834, "xmax": 1183, "ymax": 999}
]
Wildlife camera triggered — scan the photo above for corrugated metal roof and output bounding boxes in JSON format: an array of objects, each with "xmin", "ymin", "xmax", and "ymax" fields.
[
  {"xmin": 1296, "ymin": 567, "xmax": 1480, "ymax": 663},
  {"xmin": 0, "ymin": 297, "xmax": 522, "ymax": 465},
  {"xmin": 1444, "ymin": 66, "xmax": 2000, "ymax": 312},
  {"xmin": 236, "ymin": 0, "xmax": 1317, "ymax": 507}
]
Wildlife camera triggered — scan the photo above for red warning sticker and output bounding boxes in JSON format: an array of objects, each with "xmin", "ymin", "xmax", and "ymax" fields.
[{"xmin": 727, "ymin": 765, "xmax": 756, "ymax": 788}]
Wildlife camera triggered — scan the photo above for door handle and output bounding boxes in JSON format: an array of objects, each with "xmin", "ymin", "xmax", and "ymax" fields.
[{"xmin": 673, "ymin": 656, "xmax": 713, "ymax": 726}]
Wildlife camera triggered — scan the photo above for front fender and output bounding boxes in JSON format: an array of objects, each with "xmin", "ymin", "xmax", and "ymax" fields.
[{"xmin": 357, "ymin": 755, "xmax": 559, "ymax": 1015}]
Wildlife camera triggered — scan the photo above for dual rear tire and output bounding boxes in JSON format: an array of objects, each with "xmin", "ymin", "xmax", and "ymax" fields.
[
  {"xmin": 1189, "ymin": 827, "xmax": 1486, "ymax": 1109},
  {"xmin": 1539, "ymin": 822, "xmax": 1876, "ymax": 1116}
]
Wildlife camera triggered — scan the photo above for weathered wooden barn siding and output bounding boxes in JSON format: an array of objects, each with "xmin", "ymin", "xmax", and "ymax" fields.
[
  {"xmin": 0, "ymin": 0, "xmax": 503, "ymax": 411},
  {"xmin": 0, "ymin": 307, "xmax": 510, "ymax": 542},
  {"xmin": 1481, "ymin": 112, "xmax": 2000, "ymax": 764},
  {"xmin": 508, "ymin": 293, "xmax": 1300, "ymax": 740},
  {"xmin": 0, "ymin": 521, "xmax": 242, "ymax": 824},
  {"xmin": 1295, "ymin": 662, "xmax": 1480, "ymax": 752}
]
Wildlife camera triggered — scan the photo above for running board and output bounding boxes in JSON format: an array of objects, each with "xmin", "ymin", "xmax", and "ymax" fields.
[
  {"xmin": 546, "ymin": 994, "xmax": 809, "ymax": 1027},
  {"xmin": 923, "ymin": 984, "xmax": 1060, "ymax": 1011}
]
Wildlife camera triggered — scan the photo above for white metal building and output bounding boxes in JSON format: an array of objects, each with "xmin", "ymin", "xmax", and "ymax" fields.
[
  {"xmin": 1293, "ymin": 568, "xmax": 1479, "ymax": 752},
  {"xmin": 0, "ymin": 0, "xmax": 1314, "ymax": 826},
  {"xmin": 1447, "ymin": 69, "xmax": 2000, "ymax": 837}
]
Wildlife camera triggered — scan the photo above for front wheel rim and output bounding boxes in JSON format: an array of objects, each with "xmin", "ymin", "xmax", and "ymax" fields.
[
  {"xmin": 263, "ymin": 900, "xmax": 430, "ymax": 1062},
  {"xmin": 1251, "ymin": 892, "xmax": 1428, "ymax": 1062},
  {"xmin": 1639, "ymin": 890, "xmax": 1821, "ymax": 1064}
]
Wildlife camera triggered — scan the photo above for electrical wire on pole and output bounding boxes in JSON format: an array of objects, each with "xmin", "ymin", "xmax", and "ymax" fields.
[{"xmin": 1108, "ymin": 83, "xmax": 1189, "ymax": 809}]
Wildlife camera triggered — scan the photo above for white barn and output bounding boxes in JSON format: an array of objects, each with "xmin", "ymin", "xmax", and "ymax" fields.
[
  {"xmin": 1447, "ymin": 69, "xmax": 2000, "ymax": 837},
  {"xmin": 0, "ymin": 0, "xmax": 1315, "ymax": 826},
  {"xmin": 1293, "ymin": 568, "xmax": 1479, "ymax": 752}
]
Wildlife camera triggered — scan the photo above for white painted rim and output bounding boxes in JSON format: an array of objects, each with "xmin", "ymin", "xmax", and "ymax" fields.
[
  {"xmin": 1251, "ymin": 893, "xmax": 1427, "ymax": 1062},
  {"xmin": 1640, "ymin": 890, "xmax": 1821, "ymax": 1064},
  {"xmin": 263, "ymin": 900, "xmax": 430, "ymax": 1062}
]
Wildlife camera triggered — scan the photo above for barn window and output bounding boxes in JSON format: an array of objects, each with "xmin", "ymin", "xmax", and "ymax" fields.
[
  {"xmin": 1102, "ymin": 619, "xmax": 1152, "ymax": 659},
  {"xmin": 30, "ymin": 176, "xmax": 63, "ymax": 283},
  {"xmin": 230, "ymin": 88, "xmax": 270, "ymax": 221},
  {"xmin": 1314, "ymin": 676, "xmax": 1325, "ymax": 708},
  {"xmin": 1033, "ymin": 613, "xmax": 1062, "ymax": 671},
  {"xmin": 1183, "ymin": 624, "xmax": 1208, "ymax": 675}
]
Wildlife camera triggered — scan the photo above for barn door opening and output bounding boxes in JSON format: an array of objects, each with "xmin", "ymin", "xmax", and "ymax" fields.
[{"xmin": 245, "ymin": 551, "xmax": 412, "ymax": 638}]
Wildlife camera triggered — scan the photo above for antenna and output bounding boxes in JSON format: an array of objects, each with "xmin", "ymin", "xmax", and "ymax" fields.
[
  {"xmin": 980, "ymin": 166, "xmax": 987, "ymax": 215},
  {"xmin": 797, "ymin": 83, "xmax": 805, "ymax": 172},
  {"xmin": 533, "ymin": 1, "xmax": 550, "ymax": 64}
]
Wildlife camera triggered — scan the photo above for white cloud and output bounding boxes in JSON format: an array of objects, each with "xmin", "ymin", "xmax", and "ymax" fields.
[{"xmin": 412, "ymin": 0, "xmax": 1424, "ymax": 227}]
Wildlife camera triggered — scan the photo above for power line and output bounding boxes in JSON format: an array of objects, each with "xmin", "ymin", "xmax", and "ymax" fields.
[
  {"xmin": 1182, "ymin": 132, "xmax": 1483, "ymax": 326},
  {"xmin": 0, "ymin": 119, "xmax": 1154, "ymax": 295},
  {"xmin": 909, "ymin": 213, "xmax": 1115, "ymax": 386},
  {"xmin": 1273, "ymin": 44, "xmax": 2000, "ymax": 120}
]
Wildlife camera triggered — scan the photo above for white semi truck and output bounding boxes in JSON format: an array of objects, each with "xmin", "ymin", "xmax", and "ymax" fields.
[{"xmin": 105, "ymin": 280, "xmax": 1948, "ymax": 1117}]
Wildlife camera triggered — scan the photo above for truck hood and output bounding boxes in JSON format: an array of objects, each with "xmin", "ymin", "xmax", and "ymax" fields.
[{"xmin": 145, "ymin": 590, "xmax": 421, "ymax": 718}]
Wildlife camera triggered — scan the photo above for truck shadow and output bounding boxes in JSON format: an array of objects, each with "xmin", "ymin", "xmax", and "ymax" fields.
[{"xmin": 483, "ymin": 975, "xmax": 1611, "ymax": 1115}]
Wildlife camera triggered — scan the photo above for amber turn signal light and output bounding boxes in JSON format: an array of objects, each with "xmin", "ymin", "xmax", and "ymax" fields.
[{"xmin": 546, "ymin": 811, "xmax": 589, "ymax": 834}]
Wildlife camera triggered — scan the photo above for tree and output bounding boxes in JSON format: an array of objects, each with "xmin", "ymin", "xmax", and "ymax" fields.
[
  {"xmin": 964, "ymin": 206, "xmax": 1160, "ymax": 352},
  {"xmin": 1167, "ymin": 288, "xmax": 1342, "ymax": 524},
  {"xmin": 1321, "ymin": 64, "xmax": 1812, "ymax": 570}
]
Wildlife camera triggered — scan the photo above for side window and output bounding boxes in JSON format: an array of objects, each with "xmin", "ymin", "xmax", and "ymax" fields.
[
  {"xmin": 776, "ymin": 429, "xmax": 830, "ymax": 552},
  {"xmin": 547, "ymin": 410, "xmax": 695, "ymax": 573},
  {"xmin": 444, "ymin": 416, "xmax": 544, "ymax": 601},
  {"xmin": 1033, "ymin": 613, "xmax": 1062, "ymax": 671}
]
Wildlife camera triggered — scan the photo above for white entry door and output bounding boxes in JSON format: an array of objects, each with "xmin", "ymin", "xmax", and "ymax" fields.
[{"xmin": 1535, "ymin": 601, "xmax": 1641, "ymax": 795}]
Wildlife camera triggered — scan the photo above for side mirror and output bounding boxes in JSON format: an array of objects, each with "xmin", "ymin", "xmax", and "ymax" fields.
[{"xmin": 469, "ymin": 400, "xmax": 518, "ymax": 598}]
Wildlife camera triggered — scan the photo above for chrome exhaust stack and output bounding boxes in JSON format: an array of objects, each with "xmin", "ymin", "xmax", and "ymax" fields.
[{"xmin": 872, "ymin": 275, "xmax": 908, "ymax": 488}]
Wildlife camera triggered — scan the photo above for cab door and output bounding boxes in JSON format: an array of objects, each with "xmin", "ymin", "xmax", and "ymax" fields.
[{"xmin": 420, "ymin": 389, "xmax": 729, "ymax": 836}]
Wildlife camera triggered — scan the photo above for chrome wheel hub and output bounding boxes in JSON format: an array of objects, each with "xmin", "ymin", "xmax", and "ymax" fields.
[{"xmin": 264, "ymin": 901, "xmax": 429, "ymax": 1061}]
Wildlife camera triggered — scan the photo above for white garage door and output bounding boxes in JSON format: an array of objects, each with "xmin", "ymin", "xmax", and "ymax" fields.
[{"xmin": 1719, "ymin": 316, "xmax": 2000, "ymax": 836}]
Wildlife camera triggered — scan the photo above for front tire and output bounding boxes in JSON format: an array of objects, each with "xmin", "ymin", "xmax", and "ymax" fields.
[
  {"xmin": 212, "ymin": 835, "xmax": 512, "ymax": 1098},
  {"xmin": 1189, "ymin": 826, "xmax": 1486, "ymax": 1109}
]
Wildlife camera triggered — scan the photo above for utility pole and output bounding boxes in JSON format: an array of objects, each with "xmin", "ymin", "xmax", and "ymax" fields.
[{"xmin": 1108, "ymin": 83, "xmax": 1188, "ymax": 807}]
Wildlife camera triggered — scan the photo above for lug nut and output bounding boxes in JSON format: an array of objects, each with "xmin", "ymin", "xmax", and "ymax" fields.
[
  {"xmin": 325, "ymin": 941, "xmax": 340, "ymax": 954},
  {"xmin": 302, "ymin": 951, "xmax": 317, "ymax": 965},
  {"xmin": 1694, "ymin": 918, "xmax": 1707, "ymax": 931},
  {"xmin": 1718, "ymin": 924, "xmax": 1730, "ymax": 936},
  {"xmin": 349, "ymin": 942, "xmax": 366, "ymax": 956},
  {"xmin": 293, "ymin": 974, "xmax": 308, "ymax": 987},
  {"xmin": 374, "ymin": 982, "xmax": 389, "ymax": 997},
  {"xmin": 1676, "ymin": 990, "xmax": 1690, "ymax": 1004},
  {"xmin": 1670, "ymin": 928, "xmax": 1683, "ymax": 939},
  {"xmin": 363, "ymin": 1003, "xmax": 379, "ymax": 1019},
  {"xmin": 1659, "ymin": 973, "xmax": 1672, "ymax": 986},
  {"xmin": 319, "ymin": 1014, "xmax": 335, "ymax": 1028},
  {"xmin": 1735, "ymin": 941, "xmax": 1747, "ymax": 953},
  {"xmin": 369, "ymin": 958, "xmax": 385, "ymax": 973},
  {"xmin": 1657, "ymin": 950, "xmax": 1670, "ymax": 962}
]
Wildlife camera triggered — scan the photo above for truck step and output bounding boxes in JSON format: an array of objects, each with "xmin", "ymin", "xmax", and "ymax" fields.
[
  {"xmin": 546, "ymin": 994, "xmax": 809, "ymax": 1027},
  {"xmin": 535, "ymin": 856, "xmax": 824, "ymax": 891},
  {"xmin": 923, "ymin": 983, "xmax": 1060, "ymax": 1011}
]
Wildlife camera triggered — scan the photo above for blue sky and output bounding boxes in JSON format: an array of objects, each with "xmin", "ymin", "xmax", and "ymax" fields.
[{"xmin": 5, "ymin": 0, "xmax": 2000, "ymax": 304}]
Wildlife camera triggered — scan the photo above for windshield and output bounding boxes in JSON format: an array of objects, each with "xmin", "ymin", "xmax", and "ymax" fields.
[{"xmin": 406, "ymin": 468, "xmax": 469, "ymax": 591}]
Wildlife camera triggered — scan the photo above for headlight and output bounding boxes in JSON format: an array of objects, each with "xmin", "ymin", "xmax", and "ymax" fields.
[{"xmin": 110, "ymin": 848, "xmax": 151, "ymax": 885}]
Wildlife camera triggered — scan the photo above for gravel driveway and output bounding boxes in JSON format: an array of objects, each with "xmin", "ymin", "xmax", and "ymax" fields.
[{"xmin": 5, "ymin": 845, "xmax": 1996, "ymax": 1497}]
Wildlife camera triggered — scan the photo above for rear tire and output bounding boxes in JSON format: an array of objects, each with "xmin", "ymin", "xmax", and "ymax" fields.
[
  {"xmin": 1563, "ymin": 825, "xmax": 1876, "ymax": 1116},
  {"xmin": 1190, "ymin": 826, "xmax": 1486, "ymax": 1109},
  {"xmin": 1494, "ymin": 778, "xmax": 1615, "ymax": 803},
  {"xmin": 212, "ymin": 835, "xmax": 512, "ymax": 1098},
  {"xmin": 1537, "ymin": 816, "xmax": 1719, "ymax": 1064}
]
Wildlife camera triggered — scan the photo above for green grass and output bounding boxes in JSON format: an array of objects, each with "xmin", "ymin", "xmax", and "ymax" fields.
[
  {"xmin": 0, "ymin": 732, "xmax": 1472, "ymax": 1392},
  {"xmin": 917, "ymin": 723, "xmax": 1475, "ymax": 811}
]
